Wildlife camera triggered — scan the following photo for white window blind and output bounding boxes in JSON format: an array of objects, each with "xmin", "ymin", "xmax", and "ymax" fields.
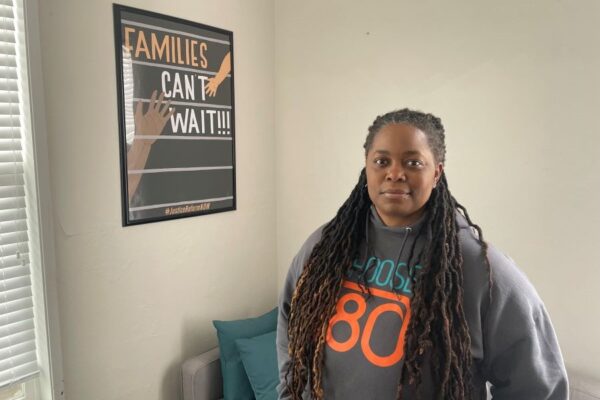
[{"xmin": 0, "ymin": 0, "xmax": 39, "ymax": 388}]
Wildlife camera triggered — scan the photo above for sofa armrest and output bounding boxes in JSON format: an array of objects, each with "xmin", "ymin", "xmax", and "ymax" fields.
[
  {"xmin": 182, "ymin": 347, "xmax": 223, "ymax": 400},
  {"xmin": 570, "ymin": 370, "xmax": 600, "ymax": 400}
]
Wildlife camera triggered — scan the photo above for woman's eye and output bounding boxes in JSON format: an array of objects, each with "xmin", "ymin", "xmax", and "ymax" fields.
[
  {"xmin": 407, "ymin": 160, "xmax": 424, "ymax": 167},
  {"xmin": 374, "ymin": 158, "xmax": 388, "ymax": 167}
]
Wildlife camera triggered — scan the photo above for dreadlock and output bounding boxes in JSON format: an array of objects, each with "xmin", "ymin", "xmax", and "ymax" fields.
[{"xmin": 285, "ymin": 108, "xmax": 492, "ymax": 399}]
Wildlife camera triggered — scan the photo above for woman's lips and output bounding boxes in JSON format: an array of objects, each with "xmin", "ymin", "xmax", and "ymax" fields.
[{"xmin": 381, "ymin": 190, "xmax": 411, "ymax": 199}]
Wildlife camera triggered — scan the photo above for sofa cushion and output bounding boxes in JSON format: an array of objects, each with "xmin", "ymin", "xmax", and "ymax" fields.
[
  {"xmin": 213, "ymin": 308, "xmax": 278, "ymax": 400},
  {"xmin": 236, "ymin": 331, "xmax": 278, "ymax": 400}
]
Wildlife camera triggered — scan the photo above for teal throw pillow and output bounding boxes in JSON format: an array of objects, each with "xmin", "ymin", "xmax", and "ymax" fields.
[
  {"xmin": 213, "ymin": 308, "xmax": 278, "ymax": 400},
  {"xmin": 235, "ymin": 331, "xmax": 278, "ymax": 400}
]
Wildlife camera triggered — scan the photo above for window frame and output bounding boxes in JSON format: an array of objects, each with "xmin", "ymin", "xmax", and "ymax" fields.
[{"xmin": 16, "ymin": 0, "xmax": 65, "ymax": 399}]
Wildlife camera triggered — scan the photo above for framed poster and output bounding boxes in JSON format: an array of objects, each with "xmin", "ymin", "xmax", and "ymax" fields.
[{"xmin": 113, "ymin": 4, "xmax": 236, "ymax": 226}]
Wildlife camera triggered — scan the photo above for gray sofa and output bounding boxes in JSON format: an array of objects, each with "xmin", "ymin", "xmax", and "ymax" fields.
[
  {"xmin": 182, "ymin": 347, "xmax": 599, "ymax": 400},
  {"xmin": 182, "ymin": 347, "xmax": 223, "ymax": 400}
]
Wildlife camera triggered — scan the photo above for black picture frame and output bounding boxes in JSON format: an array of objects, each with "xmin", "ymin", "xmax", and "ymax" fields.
[{"xmin": 113, "ymin": 4, "xmax": 236, "ymax": 226}]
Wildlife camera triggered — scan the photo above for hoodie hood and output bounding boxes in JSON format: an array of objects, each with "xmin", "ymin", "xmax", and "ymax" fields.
[
  {"xmin": 368, "ymin": 205, "xmax": 429, "ymax": 236},
  {"xmin": 362, "ymin": 205, "xmax": 429, "ymax": 272},
  {"xmin": 363, "ymin": 205, "xmax": 473, "ymax": 276}
]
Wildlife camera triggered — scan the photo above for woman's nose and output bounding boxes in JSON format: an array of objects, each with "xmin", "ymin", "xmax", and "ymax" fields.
[{"xmin": 386, "ymin": 165, "xmax": 407, "ymax": 181}]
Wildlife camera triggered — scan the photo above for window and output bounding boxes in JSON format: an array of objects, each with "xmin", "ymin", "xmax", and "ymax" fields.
[{"xmin": 0, "ymin": 0, "xmax": 56, "ymax": 399}]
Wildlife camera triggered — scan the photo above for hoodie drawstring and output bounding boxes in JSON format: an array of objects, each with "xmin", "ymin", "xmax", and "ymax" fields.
[{"xmin": 362, "ymin": 211, "xmax": 413, "ymax": 292}]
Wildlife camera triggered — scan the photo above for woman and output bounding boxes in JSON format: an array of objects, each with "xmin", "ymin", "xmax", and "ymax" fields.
[{"xmin": 276, "ymin": 109, "xmax": 568, "ymax": 399}]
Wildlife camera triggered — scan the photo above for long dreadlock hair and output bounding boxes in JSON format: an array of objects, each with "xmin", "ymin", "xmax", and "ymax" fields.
[{"xmin": 285, "ymin": 108, "xmax": 492, "ymax": 400}]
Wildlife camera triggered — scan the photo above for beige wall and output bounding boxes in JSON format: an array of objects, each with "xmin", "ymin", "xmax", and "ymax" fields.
[
  {"xmin": 38, "ymin": 0, "xmax": 275, "ymax": 399},
  {"xmin": 275, "ymin": 0, "xmax": 600, "ymax": 381},
  {"xmin": 37, "ymin": 0, "xmax": 600, "ymax": 398}
]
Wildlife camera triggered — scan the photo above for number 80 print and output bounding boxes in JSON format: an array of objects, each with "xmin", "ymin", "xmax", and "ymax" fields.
[{"xmin": 326, "ymin": 280, "xmax": 412, "ymax": 367}]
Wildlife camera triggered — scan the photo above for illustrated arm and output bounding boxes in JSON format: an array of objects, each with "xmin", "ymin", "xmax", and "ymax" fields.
[
  {"xmin": 127, "ymin": 90, "xmax": 174, "ymax": 201},
  {"xmin": 205, "ymin": 52, "xmax": 231, "ymax": 97}
]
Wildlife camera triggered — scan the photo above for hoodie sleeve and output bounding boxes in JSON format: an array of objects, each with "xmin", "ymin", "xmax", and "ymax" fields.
[
  {"xmin": 481, "ymin": 248, "xmax": 569, "ymax": 399},
  {"xmin": 276, "ymin": 252, "xmax": 301, "ymax": 400},
  {"xmin": 276, "ymin": 227, "xmax": 324, "ymax": 400}
]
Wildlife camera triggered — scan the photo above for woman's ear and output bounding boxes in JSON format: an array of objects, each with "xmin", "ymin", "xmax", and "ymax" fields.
[{"xmin": 434, "ymin": 163, "xmax": 444, "ymax": 187}]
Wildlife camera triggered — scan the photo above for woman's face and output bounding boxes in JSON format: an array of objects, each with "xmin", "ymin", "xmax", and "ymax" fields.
[{"xmin": 365, "ymin": 123, "xmax": 443, "ymax": 227}]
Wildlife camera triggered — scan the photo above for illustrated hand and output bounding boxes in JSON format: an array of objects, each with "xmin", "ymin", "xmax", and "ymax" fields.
[
  {"xmin": 204, "ymin": 52, "xmax": 231, "ymax": 98},
  {"xmin": 205, "ymin": 77, "xmax": 222, "ymax": 97},
  {"xmin": 134, "ymin": 90, "xmax": 175, "ymax": 145}
]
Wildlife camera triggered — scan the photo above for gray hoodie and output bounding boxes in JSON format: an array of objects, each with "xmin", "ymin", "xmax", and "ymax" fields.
[{"xmin": 276, "ymin": 206, "xmax": 568, "ymax": 399}]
